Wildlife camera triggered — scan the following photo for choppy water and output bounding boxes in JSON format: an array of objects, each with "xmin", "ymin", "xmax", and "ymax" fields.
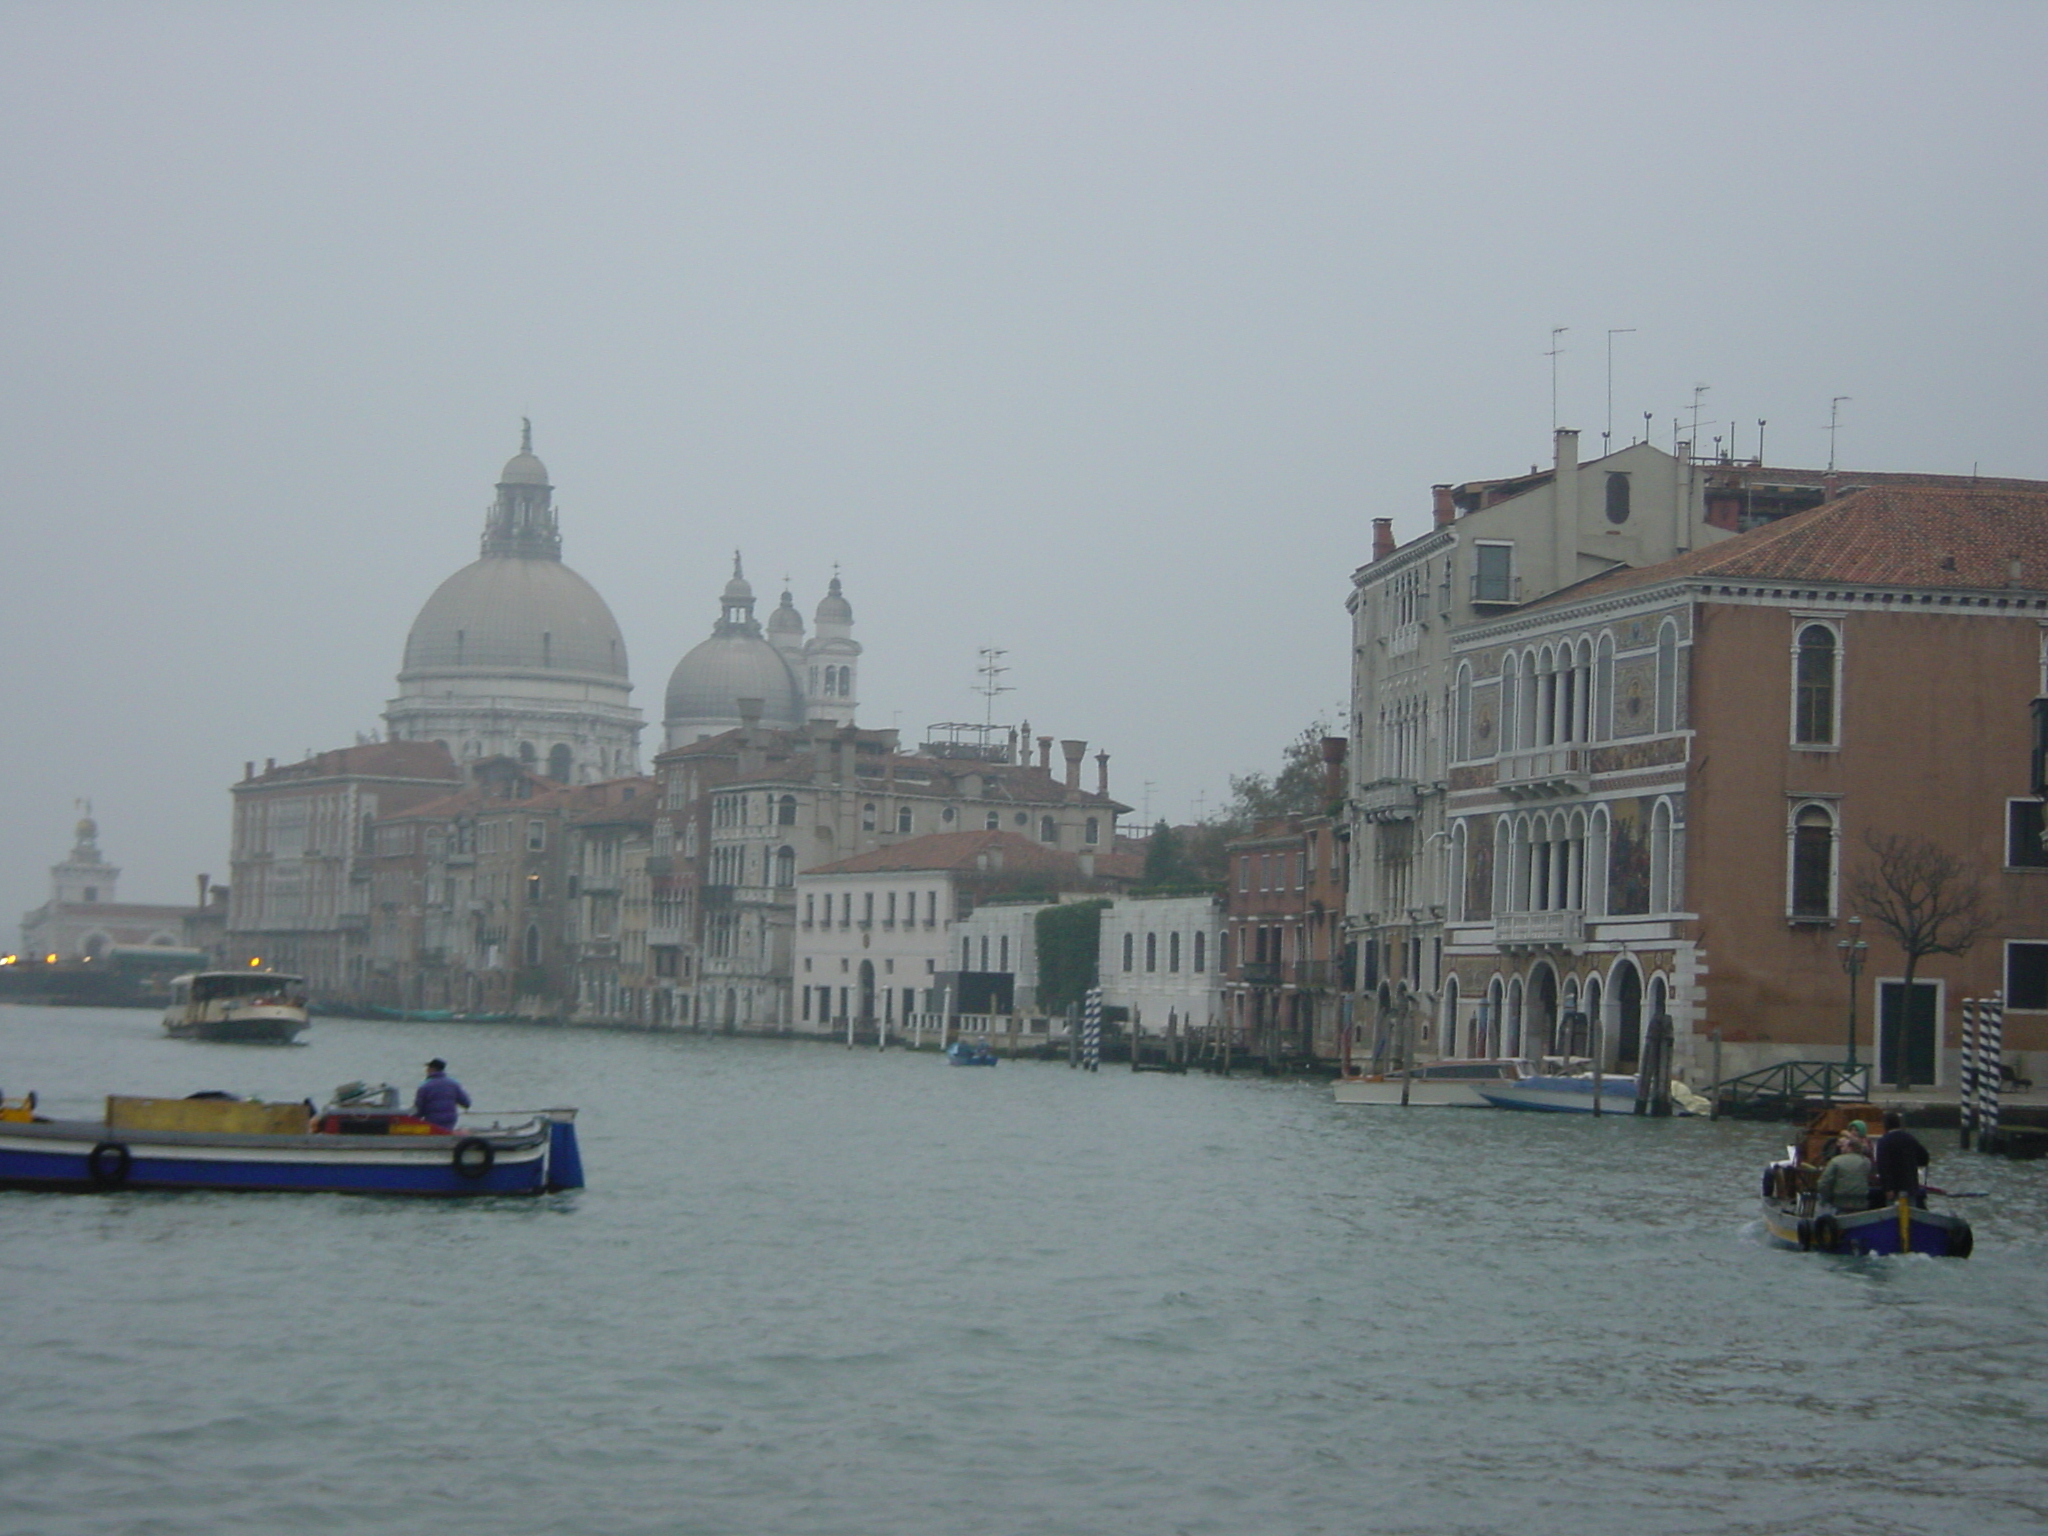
[{"xmin": 4, "ymin": 1004, "xmax": 2046, "ymax": 1536}]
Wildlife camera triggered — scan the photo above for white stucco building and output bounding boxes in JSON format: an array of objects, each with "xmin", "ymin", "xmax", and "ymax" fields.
[{"xmin": 1098, "ymin": 894, "xmax": 1224, "ymax": 1033}]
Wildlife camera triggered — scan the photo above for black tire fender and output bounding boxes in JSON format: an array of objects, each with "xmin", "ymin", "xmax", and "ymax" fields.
[
  {"xmin": 451, "ymin": 1136, "xmax": 495, "ymax": 1180},
  {"xmin": 1949, "ymin": 1218, "xmax": 1974, "ymax": 1259},
  {"xmin": 1812, "ymin": 1214, "xmax": 1840, "ymax": 1252},
  {"xmin": 87, "ymin": 1141, "xmax": 132, "ymax": 1188}
]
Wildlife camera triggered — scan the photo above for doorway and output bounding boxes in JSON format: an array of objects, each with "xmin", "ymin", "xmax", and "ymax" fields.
[{"xmin": 1877, "ymin": 979, "xmax": 1940, "ymax": 1087}]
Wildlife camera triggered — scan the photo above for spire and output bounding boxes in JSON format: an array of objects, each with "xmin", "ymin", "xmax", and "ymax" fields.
[
  {"xmin": 521, "ymin": 416, "xmax": 533, "ymax": 454},
  {"xmin": 481, "ymin": 425, "xmax": 560, "ymax": 559},
  {"xmin": 716, "ymin": 551, "xmax": 761, "ymax": 636}
]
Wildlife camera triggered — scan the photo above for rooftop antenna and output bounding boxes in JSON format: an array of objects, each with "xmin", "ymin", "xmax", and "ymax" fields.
[
  {"xmin": 1756, "ymin": 419, "xmax": 1767, "ymax": 465},
  {"xmin": 974, "ymin": 646, "xmax": 1013, "ymax": 734},
  {"xmin": 1827, "ymin": 396, "xmax": 1851, "ymax": 472},
  {"xmin": 1547, "ymin": 327, "xmax": 1569, "ymax": 433},
  {"xmin": 1690, "ymin": 385, "xmax": 1710, "ymax": 457},
  {"xmin": 1642, "ymin": 410, "xmax": 1653, "ymax": 448},
  {"xmin": 1605, "ymin": 328, "xmax": 1635, "ymax": 450}
]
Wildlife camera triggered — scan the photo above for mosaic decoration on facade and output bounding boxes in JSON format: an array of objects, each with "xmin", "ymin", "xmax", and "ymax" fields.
[
  {"xmin": 1465, "ymin": 814, "xmax": 1494, "ymax": 919},
  {"xmin": 1608, "ymin": 797, "xmax": 1650, "ymax": 916},
  {"xmin": 1612, "ymin": 657, "xmax": 1657, "ymax": 736}
]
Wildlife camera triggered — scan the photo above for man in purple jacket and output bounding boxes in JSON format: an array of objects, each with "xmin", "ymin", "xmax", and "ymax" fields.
[{"xmin": 413, "ymin": 1058, "xmax": 472, "ymax": 1132}]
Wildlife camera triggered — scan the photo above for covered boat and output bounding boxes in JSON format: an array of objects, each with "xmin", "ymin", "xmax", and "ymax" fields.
[
  {"xmin": 1758, "ymin": 1104, "xmax": 1972, "ymax": 1257},
  {"xmin": 0, "ymin": 1084, "xmax": 582, "ymax": 1197},
  {"xmin": 1333, "ymin": 1059, "xmax": 1531, "ymax": 1107},
  {"xmin": 162, "ymin": 970, "xmax": 309, "ymax": 1044}
]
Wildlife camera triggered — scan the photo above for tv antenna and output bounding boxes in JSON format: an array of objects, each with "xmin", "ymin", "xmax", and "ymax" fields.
[
  {"xmin": 1689, "ymin": 384, "xmax": 1710, "ymax": 455},
  {"xmin": 974, "ymin": 647, "xmax": 1013, "ymax": 732},
  {"xmin": 1547, "ymin": 327, "xmax": 1569, "ymax": 433},
  {"xmin": 1827, "ymin": 396, "xmax": 1851, "ymax": 472}
]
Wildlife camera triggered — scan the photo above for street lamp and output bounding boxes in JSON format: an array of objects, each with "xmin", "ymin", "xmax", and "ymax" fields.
[{"xmin": 1836, "ymin": 914, "xmax": 1868, "ymax": 1074}]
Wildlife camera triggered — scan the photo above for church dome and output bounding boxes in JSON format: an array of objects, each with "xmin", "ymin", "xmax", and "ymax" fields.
[
  {"xmin": 815, "ymin": 575, "xmax": 853, "ymax": 624},
  {"xmin": 664, "ymin": 633, "xmax": 804, "ymax": 730},
  {"xmin": 499, "ymin": 451, "xmax": 550, "ymax": 487},
  {"xmin": 766, "ymin": 589, "xmax": 804, "ymax": 639},
  {"xmin": 401, "ymin": 556, "xmax": 629, "ymax": 680}
]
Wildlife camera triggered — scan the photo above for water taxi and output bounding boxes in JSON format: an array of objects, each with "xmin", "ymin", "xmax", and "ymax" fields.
[{"xmin": 162, "ymin": 970, "xmax": 310, "ymax": 1044}]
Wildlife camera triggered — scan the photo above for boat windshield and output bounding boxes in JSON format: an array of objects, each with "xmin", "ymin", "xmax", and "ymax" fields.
[{"xmin": 191, "ymin": 972, "xmax": 306, "ymax": 1002}]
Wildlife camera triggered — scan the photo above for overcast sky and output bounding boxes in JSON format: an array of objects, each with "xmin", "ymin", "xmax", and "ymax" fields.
[{"xmin": 5, "ymin": 1, "xmax": 2044, "ymax": 922}]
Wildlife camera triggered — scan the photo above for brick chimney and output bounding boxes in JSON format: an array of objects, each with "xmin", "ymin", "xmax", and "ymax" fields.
[
  {"xmin": 1061, "ymin": 739, "xmax": 1086, "ymax": 791},
  {"xmin": 1372, "ymin": 517, "xmax": 1396, "ymax": 561},
  {"xmin": 1320, "ymin": 736, "xmax": 1348, "ymax": 802},
  {"xmin": 1095, "ymin": 750, "xmax": 1110, "ymax": 797},
  {"xmin": 1432, "ymin": 484, "xmax": 1455, "ymax": 527},
  {"xmin": 1037, "ymin": 736, "xmax": 1053, "ymax": 772}
]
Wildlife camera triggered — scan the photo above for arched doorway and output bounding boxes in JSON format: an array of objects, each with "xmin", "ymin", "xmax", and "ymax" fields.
[
  {"xmin": 1529, "ymin": 962, "xmax": 1559, "ymax": 1059},
  {"xmin": 1506, "ymin": 976, "xmax": 1525, "ymax": 1057},
  {"xmin": 1614, "ymin": 961, "xmax": 1643, "ymax": 1069},
  {"xmin": 858, "ymin": 960, "xmax": 876, "ymax": 1023},
  {"xmin": 1485, "ymin": 976, "xmax": 1505, "ymax": 1057},
  {"xmin": 1442, "ymin": 976, "xmax": 1461, "ymax": 1057},
  {"xmin": 1582, "ymin": 975, "xmax": 1604, "ymax": 1064}
]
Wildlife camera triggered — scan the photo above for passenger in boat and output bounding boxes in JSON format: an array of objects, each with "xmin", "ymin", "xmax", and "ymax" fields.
[
  {"xmin": 1873, "ymin": 1110, "xmax": 1931, "ymax": 1207},
  {"xmin": 1815, "ymin": 1141, "xmax": 1877, "ymax": 1214},
  {"xmin": 413, "ymin": 1058, "xmax": 471, "ymax": 1132}
]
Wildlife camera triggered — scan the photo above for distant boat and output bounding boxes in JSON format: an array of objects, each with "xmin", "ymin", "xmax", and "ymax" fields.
[
  {"xmin": 1476, "ymin": 1073, "xmax": 1641, "ymax": 1113},
  {"xmin": 357, "ymin": 1005, "xmax": 519, "ymax": 1024},
  {"xmin": 162, "ymin": 971, "xmax": 309, "ymax": 1044},
  {"xmin": 1333, "ymin": 1059, "xmax": 1531, "ymax": 1107},
  {"xmin": 1758, "ymin": 1106, "xmax": 1972, "ymax": 1257},
  {"xmin": 946, "ymin": 1040, "xmax": 998, "ymax": 1066}
]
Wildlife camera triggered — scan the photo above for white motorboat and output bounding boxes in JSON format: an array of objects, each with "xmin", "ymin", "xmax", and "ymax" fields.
[
  {"xmin": 162, "ymin": 970, "xmax": 310, "ymax": 1044},
  {"xmin": 1333, "ymin": 1059, "xmax": 1532, "ymax": 1107}
]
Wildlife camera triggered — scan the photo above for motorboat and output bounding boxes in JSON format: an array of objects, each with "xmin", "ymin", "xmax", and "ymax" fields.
[
  {"xmin": 162, "ymin": 970, "xmax": 309, "ymax": 1044},
  {"xmin": 1758, "ymin": 1104, "xmax": 1972, "ymax": 1256},
  {"xmin": 0, "ymin": 1082, "xmax": 582, "ymax": 1197},
  {"xmin": 946, "ymin": 1040, "xmax": 998, "ymax": 1066},
  {"xmin": 1476, "ymin": 1073, "xmax": 1641, "ymax": 1113},
  {"xmin": 1333, "ymin": 1058, "xmax": 1531, "ymax": 1107}
]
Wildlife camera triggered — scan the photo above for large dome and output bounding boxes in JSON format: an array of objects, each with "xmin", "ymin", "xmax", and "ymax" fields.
[
  {"xmin": 401, "ymin": 556, "xmax": 630, "ymax": 680},
  {"xmin": 665, "ymin": 633, "xmax": 804, "ymax": 731}
]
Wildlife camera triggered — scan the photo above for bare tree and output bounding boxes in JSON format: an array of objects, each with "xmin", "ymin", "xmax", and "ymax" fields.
[{"xmin": 1849, "ymin": 831, "xmax": 1996, "ymax": 1088}]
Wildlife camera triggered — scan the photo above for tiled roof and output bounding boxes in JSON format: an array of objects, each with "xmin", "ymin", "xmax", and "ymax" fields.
[
  {"xmin": 246, "ymin": 740, "xmax": 461, "ymax": 785},
  {"xmin": 806, "ymin": 830, "xmax": 1098, "ymax": 878},
  {"xmin": 1532, "ymin": 485, "xmax": 2048, "ymax": 609}
]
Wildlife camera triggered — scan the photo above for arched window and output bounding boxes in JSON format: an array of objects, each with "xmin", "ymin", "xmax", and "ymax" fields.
[
  {"xmin": 778, "ymin": 794, "xmax": 797, "ymax": 825},
  {"xmin": 1794, "ymin": 623, "xmax": 1838, "ymax": 746},
  {"xmin": 1168, "ymin": 931, "xmax": 1181, "ymax": 972},
  {"xmin": 1193, "ymin": 930, "xmax": 1206, "ymax": 972},
  {"xmin": 1442, "ymin": 975, "xmax": 1461, "ymax": 1057},
  {"xmin": 1085, "ymin": 817, "xmax": 1099, "ymax": 845},
  {"xmin": 1453, "ymin": 664, "xmax": 1473, "ymax": 762},
  {"xmin": 547, "ymin": 744, "xmax": 572, "ymax": 782},
  {"xmin": 1122, "ymin": 932, "xmax": 1135, "ymax": 972},
  {"xmin": 985, "ymin": 811, "xmax": 1000, "ymax": 831},
  {"xmin": 518, "ymin": 741, "xmax": 537, "ymax": 766},
  {"xmin": 774, "ymin": 846, "xmax": 795, "ymax": 887},
  {"xmin": 1145, "ymin": 932, "xmax": 1157, "ymax": 972},
  {"xmin": 1219, "ymin": 930, "xmax": 1231, "ymax": 972},
  {"xmin": 1655, "ymin": 622, "xmax": 1679, "ymax": 734},
  {"xmin": 897, "ymin": 806, "xmax": 913, "ymax": 834},
  {"xmin": 1594, "ymin": 632, "xmax": 1615, "ymax": 741},
  {"xmin": 1499, "ymin": 654, "xmax": 1520, "ymax": 753},
  {"xmin": 1605, "ymin": 471, "xmax": 1631, "ymax": 524},
  {"xmin": 1791, "ymin": 803, "xmax": 1837, "ymax": 918},
  {"xmin": 1506, "ymin": 976, "xmax": 1525, "ymax": 1058},
  {"xmin": 1650, "ymin": 800, "xmax": 1674, "ymax": 914},
  {"xmin": 1040, "ymin": 815, "xmax": 1057, "ymax": 843}
]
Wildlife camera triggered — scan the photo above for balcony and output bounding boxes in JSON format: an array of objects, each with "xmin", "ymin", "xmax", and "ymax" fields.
[
  {"xmin": 1356, "ymin": 778, "xmax": 1420, "ymax": 822},
  {"xmin": 1496, "ymin": 746, "xmax": 1591, "ymax": 798},
  {"xmin": 1240, "ymin": 961, "xmax": 1283, "ymax": 986},
  {"xmin": 1494, "ymin": 909, "xmax": 1585, "ymax": 947}
]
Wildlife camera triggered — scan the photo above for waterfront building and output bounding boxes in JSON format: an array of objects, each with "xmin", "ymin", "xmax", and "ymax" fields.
[
  {"xmin": 227, "ymin": 741, "xmax": 462, "ymax": 996},
  {"xmin": 17, "ymin": 812, "xmax": 195, "ymax": 961},
  {"xmin": 1222, "ymin": 786, "xmax": 1350, "ymax": 1066},
  {"xmin": 385, "ymin": 426, "xmax": 643, "ymax": 783},
  {"xmin": 1097, "ymin": 893, "xmax": 1226, "ymax": 1037},
  {"xmin": 1440, "ymin": 483, "xmax": 2048, "ymax": 1087}
]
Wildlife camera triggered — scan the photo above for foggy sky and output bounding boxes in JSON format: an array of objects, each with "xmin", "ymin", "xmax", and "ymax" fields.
[{"xmin": 5, "ymin": 1, "xmax": 2044, "ymax": 923}]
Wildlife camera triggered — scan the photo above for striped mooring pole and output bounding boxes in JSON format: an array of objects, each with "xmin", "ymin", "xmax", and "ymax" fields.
[
  {"xmin": 1960, "ymin": 997, "xmax": 1980, "ymax": 1151},
  {"xmin": 1978, "ymin": 991, "xmax": 2005, "ymax": 1153},
  {"xmin": 1083, "ymin": 987, "xmax": 1102, "ymax": 1074}
]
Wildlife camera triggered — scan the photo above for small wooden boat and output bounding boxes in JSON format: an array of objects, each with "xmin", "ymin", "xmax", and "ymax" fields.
[
  {"xmin": 162, "ymin": 970, "xmax": 309, "ymax": 1044},
  {"xmin": 1333, "ymin": 1058, "xmax": 1531, "ymax": 1107},
  {"xmin": 1758, "ymin": 1104, "xmax": 1972, "ymax": 1257},
  {"xmin": 0, "ymin": 1086, "xmax": 582, "ymax": 1197}
]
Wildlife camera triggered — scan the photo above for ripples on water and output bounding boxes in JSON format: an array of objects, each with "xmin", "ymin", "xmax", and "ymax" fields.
[{"xmin": 3, "ymin": 1006, "xmax": 2046, "ymax": 1536}]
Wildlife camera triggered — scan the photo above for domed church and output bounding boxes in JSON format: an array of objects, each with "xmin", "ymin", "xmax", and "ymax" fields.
[
  {"xmin": 384, "ymin": 425, "xmax": 643, "ymax": 781},
  {"xmin": 663, "ymin": 556, "xmax": 862, "ymax": 748}
]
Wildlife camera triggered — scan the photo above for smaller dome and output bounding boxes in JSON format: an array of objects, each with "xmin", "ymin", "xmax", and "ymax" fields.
[
  {"xmin": 499, "ymin": 451, "xmax": 550, "ymax": 487},
  {"xmin": 766, "ymin": 590, "xmax": 804, "ymax": 637},
  {"xmin": 722, "ymin": 550, "xmax": 754, "ymax": 606},
  {"xmin": 75, "ymin": 816, "xmax": 98, "ymax": 843},
  {"xmin": 815, "ymin": 575, "xmax": 853, "ymax": 624},
  {"xmin": 665, "ymin": 633, "xmax": 804, "ymax": 731}
]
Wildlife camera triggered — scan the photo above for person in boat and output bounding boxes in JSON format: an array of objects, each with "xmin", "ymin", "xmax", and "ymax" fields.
[
  {"xmin": 413, "ymin": 1058, "xmax": 471, "ymax": 1132},
  {"xmin": 1815, "ymin": 1138, "xmax": 1877, "ymax": 1214},
  {"xmin": 1873, "ymin": 1110, "xmax": 1931, "ymax": 1208}
]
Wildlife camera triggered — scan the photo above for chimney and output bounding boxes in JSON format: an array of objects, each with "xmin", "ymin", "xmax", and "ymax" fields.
[
  {"xmin": 1823, "ymin": 472, "xmax": 1840, "ymax": 502},
  {"xmin": 1037, "ymin": 736, "xmax": 1053, "ymax": 772},
  {"xmin": 1061, "ymin": 740, "xmax": 1086, "ymax": 791},
  {"xmin": 1432, "ymin": 484, "xmax": 1455, "ymax": 526},
  {"xmin": 195, "ymin": 873, "xmax": 210, "ymax": 910},
  {"xmin": 244, "ymin": 761, "xmax": 254, "ymax": 782},
  {"xmin": 1320, "ymin": 736, "xmax": 1348, "ymax": 803},
  {"xmin": 1372, "ymin": 517, "xmax": 1395, "ymax": 561},
  {"xmin": 1095, "ymin": 750, "xmax": 1110, "ymax": 797}
]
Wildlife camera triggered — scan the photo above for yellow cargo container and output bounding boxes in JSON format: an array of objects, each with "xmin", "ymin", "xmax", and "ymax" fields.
[{"xmin": 105, "ymin": 1095, "xmax": 311, "ymax": 1135}]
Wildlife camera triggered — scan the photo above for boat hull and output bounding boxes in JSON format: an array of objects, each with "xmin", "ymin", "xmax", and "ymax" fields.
[
  {"xmin": 0, "ymin": 1116, "xmax": 571, "ymax": 1197},
  {"xmin": 1478, "ymin": 1077, "xmax": 1640, "ymax": 1113},
  {"xmin": 1759, "ymin": 1196, "xmax": 1972, "ymax": 1257},
  {"xmin": 1334, "ymin": 1079, "xmax": 1499, "ymax": 1107},
  {"xmin": 163, "ymin": 1007, "xmax": 308, "ymax": 1044}
]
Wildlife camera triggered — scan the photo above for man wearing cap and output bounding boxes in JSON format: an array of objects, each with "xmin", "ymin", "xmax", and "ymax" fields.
[{"xmin": 413, "ymin": 1058, "xmax": 472, "ymax": 1132}]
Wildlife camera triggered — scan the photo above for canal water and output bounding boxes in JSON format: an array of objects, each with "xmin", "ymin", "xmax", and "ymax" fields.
[{"xmin": 4, "ymin": 1004, "xmax": 2046, "ymax": 1536}]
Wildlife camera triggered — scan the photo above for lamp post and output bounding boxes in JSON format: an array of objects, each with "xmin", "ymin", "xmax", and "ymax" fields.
[{"xmin": 1837, "ymin": 914, "xmax": 1869, "ymax": 1076}]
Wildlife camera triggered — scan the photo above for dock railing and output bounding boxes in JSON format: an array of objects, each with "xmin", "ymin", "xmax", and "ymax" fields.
[{"xmin": 1712, "ymin": 1060, "xmax": 1869, "ymax": 1117}]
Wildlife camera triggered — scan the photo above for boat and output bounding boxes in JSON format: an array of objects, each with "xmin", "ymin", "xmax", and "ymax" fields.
[
  {"xmin": 162, "ymin": 970, "xmax": 310, "ymax": 1043},
  {"xmin": 1333, "ymin": 1058, "xmax": 1532, "ymax": 1107},
  {"xmin": 946, "ymin": 1040, "xmax": 998, "ymax": 1066},
  {"xmin": 1758, "ymin": 1105, "xmax": 1972, "ymax": 1257},
  {"xmin": 0, "ymin": 1083, "xmax": 584, "ymax": 1197},
  {"xmin": 1476, "ymin": 1073, "xmax": 1642, "ymax": 1113}
]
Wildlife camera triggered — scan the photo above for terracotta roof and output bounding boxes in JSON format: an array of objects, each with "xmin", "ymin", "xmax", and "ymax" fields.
[
  {"xmin": 1531, "ymin": 485, "xmax": 2048, "ymax": 609},
  {"xmin": 244, "ymin": 740, "xmax": 461, "ymax": 786},
  {"xmin": 806, "ymin": 830, "xmax": 1099, "ymax": 878}
]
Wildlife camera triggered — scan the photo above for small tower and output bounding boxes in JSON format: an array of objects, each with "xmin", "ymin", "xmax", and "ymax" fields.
[
  {"xmin": 802, "ymin": 572, "xmax": 861, "ymax": 726},
  {"xmin": 766, "ymin": 579, "xmax": 807, "ymax": 668},
  {"xmin": 51, "ymin": 806, "xmax": 119, "ymax": 906}
]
